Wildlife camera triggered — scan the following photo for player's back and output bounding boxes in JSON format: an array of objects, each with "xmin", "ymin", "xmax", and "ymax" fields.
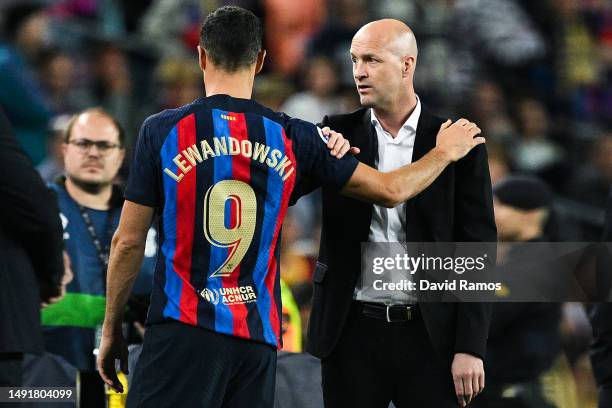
[{"xmin": 125, "ymin": 94, "xmax": 358, "ymax": 348}]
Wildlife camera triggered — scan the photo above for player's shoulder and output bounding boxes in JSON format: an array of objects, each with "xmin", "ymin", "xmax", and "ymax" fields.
[{"xmin": 142, "ymin": 104, "xmax": 194, "ymax": 131}]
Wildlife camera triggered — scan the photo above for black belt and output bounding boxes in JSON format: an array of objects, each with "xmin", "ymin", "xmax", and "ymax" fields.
[{"xmin": 359, "ymin": 302, "xmax": 419, "ymax": 322}]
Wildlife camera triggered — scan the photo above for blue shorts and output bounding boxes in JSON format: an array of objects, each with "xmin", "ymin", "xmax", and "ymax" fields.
[{"xmin": 126, "ymin": 320, "xmax": 277, "ymax": 408}]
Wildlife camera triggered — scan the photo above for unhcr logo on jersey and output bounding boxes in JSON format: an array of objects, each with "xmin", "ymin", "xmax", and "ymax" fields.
[
  {"xmin": 200, "ymin": 288, "xmax": 220, "ymax": 305},
  {"xmin": 199, "ymin": 285, "xmax": 257, "ymax": 306}
]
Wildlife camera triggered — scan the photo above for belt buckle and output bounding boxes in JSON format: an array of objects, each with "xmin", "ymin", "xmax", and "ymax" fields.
[{"xmin": 385, "ymin": 305, "xmax": 412, "ymax": 322}]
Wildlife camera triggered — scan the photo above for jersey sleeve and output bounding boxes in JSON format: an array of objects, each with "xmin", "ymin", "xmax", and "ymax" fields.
[
  {"xmin": 286, "ymin": 118, "xmax": 358, "ymax": 197},
  {"xmin": 124, "ymin": 117, "xmax": 161, "ymax": 207}
]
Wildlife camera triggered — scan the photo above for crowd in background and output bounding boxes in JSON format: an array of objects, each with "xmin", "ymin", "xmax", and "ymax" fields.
[{"xmin": 1, "ymin": 0, "xmax": 611, "ymax": 406}]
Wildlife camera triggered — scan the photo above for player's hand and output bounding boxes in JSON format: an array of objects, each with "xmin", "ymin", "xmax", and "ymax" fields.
[
  {"xmin": 321, "ymin": 126, "xmax": 360, "ymax": 158},
  {"xmin": 451, "ymin": 352, "xmax": 485, "ymax": 407},
  {"xmin": 435, "ymin": 119, "xmax": 484, "ymax": 162},
  {"xmin": 97, "ymin": 330, "xmax": 129, "ymax": 393}
]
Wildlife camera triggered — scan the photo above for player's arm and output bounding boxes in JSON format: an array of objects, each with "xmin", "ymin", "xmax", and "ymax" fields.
[
  {"xmin": 341, "ymin": 119, "xmax": 484, "ymax": 208},
  {"xmin": 98, "ymin": 200, "xmax": 153, "ymax": 392}
]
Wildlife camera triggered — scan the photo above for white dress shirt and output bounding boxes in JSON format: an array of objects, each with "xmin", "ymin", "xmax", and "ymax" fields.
[{"xmin": 355, "ymin": 96, "xmax": 421, "ymax": 304}]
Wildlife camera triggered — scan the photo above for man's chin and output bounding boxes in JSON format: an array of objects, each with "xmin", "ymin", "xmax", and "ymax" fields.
[
  {"xmin": 359, "ymin": 96, "xmax": 375, "ymax": 108},
  {"xmin": 68, "ymin": 175, "xmax": 109, "ymax": 193}
]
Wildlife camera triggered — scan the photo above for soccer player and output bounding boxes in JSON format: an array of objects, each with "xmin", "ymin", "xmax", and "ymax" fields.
[{"xmin": 97, "ymin": 6, "xmax": 484, "ymax": 408}]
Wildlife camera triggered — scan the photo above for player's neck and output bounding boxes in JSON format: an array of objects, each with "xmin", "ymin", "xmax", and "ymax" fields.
[
  {"xmin": 373, "ymin": 91, "xmax": 417, "ymax": 138},
  {"xmin": 204, "ymin": 69, "xmax": 255, "ymax": 100},
  {"xmin": 65, "ymin": 177, "xmax": 112, "ymax": 210}
]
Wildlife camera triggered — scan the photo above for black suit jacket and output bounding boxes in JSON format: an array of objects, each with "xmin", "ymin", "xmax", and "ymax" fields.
[
  {"xmin": 304, "ymin": 106, "xmax": 496, "ymax": 365},
  {"xmin": 0, "ymin": 108, "xmax": 64, "ymax": 354}
]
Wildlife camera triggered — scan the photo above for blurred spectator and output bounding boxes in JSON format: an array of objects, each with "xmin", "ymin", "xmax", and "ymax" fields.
[
  {"xmin": 41, "ymin": 109, "xmax": 156, "ymax": 407},
  {"xmin": 487, "ymin": 142, "xmax": 511, "ymax": 186},
  {"xmin": 446, "ymin": 0, "xmax": 546, "ymax": 100},
  {"xmin": 37, "ymin": 114, "xmax": 70, "ymax": 182},
  {"xmin": 565, "ymin": 133, "xmax": 612, "ymax": 209},
  {"xmin": 282, "ymin": 56, "xmax": 341, "ymax": 123},
  {"xmin": 509, "ymin": 98, "xmax": 567, "ymax": 188},
  {"xmin": 153, "ymin": 57, "xmax": 204, "ymax": 111},
  {"xmin": 0, "ymin": 3, "xmax": 54, "ymax": 164},
  {"xmin": 263, "ymin": 0, "xmax": 326, "ymax": 75},
  {"xmin": 467, "ymin": 80, "xmax": 516, "ymax": 145},
  {"xmin": 91, "ymin": 43, "xmax": 133, "ymax": 138},
  {"xmin": 51, "ymin": 0, "xmax": 154, "ymax": 34},
  {"xmin": 254, "ymin": 74, "xmax": 294, "ymax": 111},
  {"xmin": 139, "ymin": 0, "xmax": 205, "ymax": 57},
  {"xmin": 39, "ymin": 49, "xmax": 89, "ymax": 114},
  {"xmin": 552, "ymin": 0, "xmax": 599, "ymax": 94},
  {"xmin": 307, "ymin": 0, "xmax": 369, "ymax": 86}
]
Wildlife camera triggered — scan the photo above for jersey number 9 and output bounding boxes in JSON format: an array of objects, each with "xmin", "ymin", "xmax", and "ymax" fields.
[{"xmin": 204, "ymin": 180, "xmax": 257, "ymax": 278}]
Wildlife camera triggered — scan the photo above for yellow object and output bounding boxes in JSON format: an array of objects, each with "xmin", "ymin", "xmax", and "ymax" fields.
[
  {"xmin": 106, "ymin": 371, "xmax": 128, "ymax": 408},
  {"xmin": 280, "ymin": 279, "xmax": 302, "ymax": 352}
]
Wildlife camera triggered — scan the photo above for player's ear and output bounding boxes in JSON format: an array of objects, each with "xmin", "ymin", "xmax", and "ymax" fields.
[
  {"xmin": 255, "ymin": 50, "xmax": 266, "ymax": 74},
  {"xmin": 198, "ymin": 46, "xmax": 207, "ymax": 71}
]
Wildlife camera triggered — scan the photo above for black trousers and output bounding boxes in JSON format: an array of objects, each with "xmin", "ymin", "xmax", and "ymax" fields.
[
  {"xmin": 322, "ymin": 302, "xmax": 458, "ymax": 408},
  {"xmin": 0, "ymin": 352, "xmax": 23, "ymax": 386},
  {"xmin": 126, "ymin": 321, "xmax": 277, "ymax": 408}
]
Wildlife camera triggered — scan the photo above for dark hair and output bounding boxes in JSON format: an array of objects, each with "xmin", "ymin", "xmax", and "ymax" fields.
[
  {"xmin": 1, "ymin": 4, "xmax": 44, "ymax": 42},
  {"xmin": 199, "ymin": 6, "xmax": 263, "ymax": 72},
  {"xmin": 63, "ymin": 108, "xmax": 125, "ymax": 147}
]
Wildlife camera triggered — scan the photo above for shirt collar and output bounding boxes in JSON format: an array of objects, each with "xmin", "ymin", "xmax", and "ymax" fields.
[{"xmin": 371, "ymin": 95, "xmax": 421, "ymax": 133}]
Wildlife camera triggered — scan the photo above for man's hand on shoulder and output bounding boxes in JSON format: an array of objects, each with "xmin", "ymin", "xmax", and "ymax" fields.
[
  {"xmin": 320, "ymin": 127, "xmax": 360, "ymax": 158},
  {"xmin": 451, "ymin": 352, "xmax": 485, "ymax": 407},
  {"xmin": 435, "ymin": 119, "xmax": 484, "ymax": 162}
]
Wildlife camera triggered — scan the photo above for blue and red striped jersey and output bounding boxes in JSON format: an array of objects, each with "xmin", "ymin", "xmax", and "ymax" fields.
[{"xmin": 125, "ymin": 95, "xmax": 358, "ymax": 348}]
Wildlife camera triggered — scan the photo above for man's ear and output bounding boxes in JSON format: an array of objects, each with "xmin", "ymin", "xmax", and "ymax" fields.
[
  {"xmin": 403, "ymin": 55, "xmax": 416, "ymax": 77},
  {"xmin": 255, "ymin": 50, "xmax": 267, "ymax": 74},
  {"xmin": 198, "ymin": 46, "xmax": 207, "ymax": 71}
]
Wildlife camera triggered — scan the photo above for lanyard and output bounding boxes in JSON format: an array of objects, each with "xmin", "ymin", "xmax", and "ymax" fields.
[{"xmin": 77, "ymin": 205, "xmax": 113, "ymax": 270}]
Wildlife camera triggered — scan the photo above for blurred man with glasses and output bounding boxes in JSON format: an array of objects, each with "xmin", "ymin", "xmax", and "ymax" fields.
[{"xmin": 42, "ymin": 108, "xmax": 156, "ymax": 408}]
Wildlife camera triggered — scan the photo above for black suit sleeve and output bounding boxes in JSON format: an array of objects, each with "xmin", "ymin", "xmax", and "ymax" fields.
[
  {"xmin": 0, "ymin": 108, "xmax": 64, "ymax": 289},
  {"xmin": 453, "ymin": 144, "xmax": 497, "ymax": 360}
]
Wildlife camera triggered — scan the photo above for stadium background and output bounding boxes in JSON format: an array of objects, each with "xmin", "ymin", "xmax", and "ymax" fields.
[{"xmin": 1, "ymin": 0, "xmax": 611, "ymax": 406}]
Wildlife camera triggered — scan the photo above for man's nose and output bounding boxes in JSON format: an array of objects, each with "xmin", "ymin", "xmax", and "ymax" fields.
[
  {"xmin": 86, "ymin": 145, "xmax": 102, "ymax": 157},
  {"xmin": 353, "ymin": 62, "xmax": 367, "ymax": 80}
]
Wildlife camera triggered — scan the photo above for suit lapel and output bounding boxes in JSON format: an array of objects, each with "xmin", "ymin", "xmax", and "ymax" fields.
[
  {"xmin": 405, "ymin": 106, "xmax": 440, "ymax": 222},
  {"xmin": 412, "ymin": 106, "xmax": 439, "ymax": 162},
  {"xmin": 354, "ymin": 108, "xmax": 377, "ymax": 168}
]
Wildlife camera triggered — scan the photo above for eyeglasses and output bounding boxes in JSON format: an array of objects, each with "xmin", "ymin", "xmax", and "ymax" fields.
[{"xmin": 66, "ymin": 139, "xmax": 121, "ymax": 155}]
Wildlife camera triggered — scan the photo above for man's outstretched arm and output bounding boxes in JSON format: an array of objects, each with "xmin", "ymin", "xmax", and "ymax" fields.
[
  {"xmin": 342, "ymin": 119, "xmax": 484, "ymax": 207},
  {"xmin": 98, "ymin": 200, "xmax": 153, "ymax": 392}
]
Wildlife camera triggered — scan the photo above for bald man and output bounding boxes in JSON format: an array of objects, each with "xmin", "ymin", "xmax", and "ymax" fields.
[{"xmin": 299, "ymin": 20, "xmax": 496, "ymax": 407}]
